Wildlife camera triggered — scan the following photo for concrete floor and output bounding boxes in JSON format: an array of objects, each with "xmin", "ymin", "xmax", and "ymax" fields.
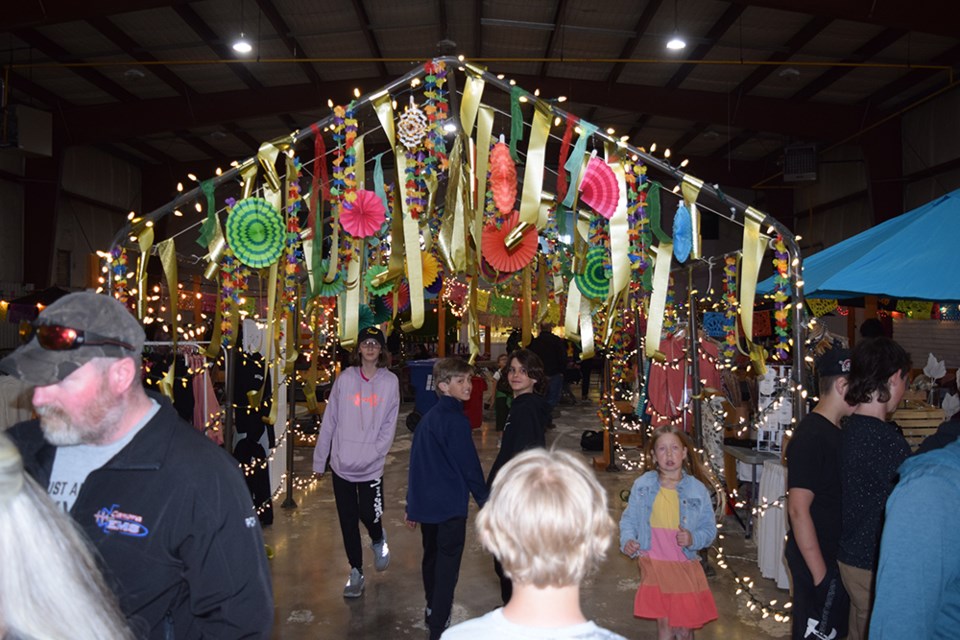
[{"xmin": 263, "ymin": 395, "xmax": 790, "ymax": 639}]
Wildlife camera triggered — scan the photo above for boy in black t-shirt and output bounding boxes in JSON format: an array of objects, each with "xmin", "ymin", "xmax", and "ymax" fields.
[{"xmin": 785, "ymin": 348, "xmax": 855, "ymax": 640}]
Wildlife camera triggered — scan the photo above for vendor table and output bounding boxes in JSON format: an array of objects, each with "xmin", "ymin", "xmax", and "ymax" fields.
[
  {"xmin": 755, "ymin": 460, "xmax": 790, "ymax": 589},
  {"xmin": 722, "ymin": 445, "xmax": 778, "ymax": 539}
]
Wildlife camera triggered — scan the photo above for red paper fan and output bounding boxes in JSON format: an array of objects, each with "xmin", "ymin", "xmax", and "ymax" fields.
[
  {"xmin": 579, "ymin": 155, "xmax": 619, "ymax": 219},
  {"xmin": 489, "ymin": 141, "xmax": 517, "ymax": 214},
  {"xmin": 481, "ymin": 210, "xmax": 538, "ymax": 273},
  {"xmin": 381, "ymin": 281, "xmax": 410, "ymax": 313},
  {"xmin": 340, "ymin": 190, "xmax": 386, "ymax": 238}
]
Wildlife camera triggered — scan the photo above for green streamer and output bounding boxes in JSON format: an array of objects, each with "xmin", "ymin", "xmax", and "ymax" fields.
[
  {"xmin": 509, "ymin": 86, "xmax": 524, "ymax": 162},
  {"xmin": 647, "ymin": 182, "xmax": 672, "ymax": 245},
  {"xmin": 373, "ymin": 151, "xmax": 388, "ymax": 210},
  {"xmin": 560, "ymin": 122, "xmax": 599, "ymax": 210},
  {"xmin": 196, "ymin": 179, "xmax": 217, "ymax": 247}
]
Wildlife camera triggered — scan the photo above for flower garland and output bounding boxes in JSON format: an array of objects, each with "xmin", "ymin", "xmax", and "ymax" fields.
[
  {"xmin": 772, "ymin": 235, "xmax": 790, "ymax": 361},
  {"xmin": 663, "ymin": 273, "xmax": 677, "ymax": 333},
  {"xmin": 108, "ymin": 246, "xmax": 130, "ymax": 306},
  {"xmin": 722, "ymin": 255, "xmax": 738, "ymax": 361},
  {"xmin": 282, "ymin": 158, "xmax": 304, "ymax": 318},
  {"xmin": 331, "ymin": 102, "xmax": 358, "ymax": 208},
  {"xmin": 422, "ymin": 60, "xmax": 449, "ymax": 174},
  {"xmin": 219, "ymin": 246, "xmax": 249, "ymax": 346}
]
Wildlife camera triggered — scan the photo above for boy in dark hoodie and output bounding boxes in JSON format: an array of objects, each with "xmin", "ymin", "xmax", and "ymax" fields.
[
  {"xmin": 485, "ymin": 348, "xmax": 553, "ymax": 604},
  {"xmin": 405, "ymin": 358, "xmax": 489, "ymax": 640}
]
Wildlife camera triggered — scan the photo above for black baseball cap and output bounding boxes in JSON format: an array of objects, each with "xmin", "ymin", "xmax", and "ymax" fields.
[
  {"xmin": 816, "ymin": 348, "xmax": 851, "ymax": 378},
  {"xmin": 358, "ymin": 326, "xmax": 386, "ymax": 347}
]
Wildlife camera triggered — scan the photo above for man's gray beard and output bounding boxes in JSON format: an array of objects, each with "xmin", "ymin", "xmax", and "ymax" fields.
[{"xmin": 36, "ymin": 402, "xmax": 123, "ymax": 447}]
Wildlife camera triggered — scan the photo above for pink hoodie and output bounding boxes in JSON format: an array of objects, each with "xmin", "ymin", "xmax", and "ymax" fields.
[{"xmin": 312, "ymin": 366, "xmax": 400, "ymax": 482}]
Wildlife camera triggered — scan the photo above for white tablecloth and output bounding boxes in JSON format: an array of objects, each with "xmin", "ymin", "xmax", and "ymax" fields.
[{"xmin": 755, "ymin": 460, "xmax": 790, "ymax": 590}]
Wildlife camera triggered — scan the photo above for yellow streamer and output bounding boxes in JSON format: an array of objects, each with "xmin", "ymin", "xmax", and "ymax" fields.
[
  {"xmin": 740, "ymin": 216, "xmax": 768, "ymax": 341},
  {"xmin": 203, "ymin": 281, "xmax": 223, "ymax": 359},
  {"xmin": 645, "ymin": 243, "xmax": 673, "ymax": 359},
  {"xmin": 460, "ymin": 73, "xmax": 485, "ymax": 140},
  {"xmin": 681, "ymin": 175, "xmax": 704, "ymax": 260},
  {"xmin": 157, "ymin": 237, "xmax": 178, "ymax": 401},
  {"xmin": 518, "ymin": 103, "xmax": 552, "ymax": 229},
  {"xmin": 521, "ymin": 264, "xmax": 532, "ymax": 347},
  {"xmin": 135, "ymin": 226, "xmax": 154, "ymax": 320},
  {"xmin": 474, "ymin": 106, "xmax": 494, "ymax": 248}
]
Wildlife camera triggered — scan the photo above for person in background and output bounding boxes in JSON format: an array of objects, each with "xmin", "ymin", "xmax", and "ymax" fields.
[
  {"xmin": 485, "ymin": 348, "xmax": 552, "ymax": 604},
  {"xmin": 527, "ymin": 322, "xmax": 567, "ymax": 420},
  {"xmin": 870, "ymin": 438, "xmax": 960, "ymax": 638},
  {"xmin": 489, "ymin": 353, "xmax": 512, "ymax": 432},
  {"xmin": 784, "ymin": 348, "xmax": 854, "ymax": 640},
  {"xmin": 0, "ymin": 432, "xmax": 134, "ymax": 640},
  {"xmin": 2, "ymin": 292, "xmax": 273, "ymax": 639},
  {"xmin": 313, "ymin": 326, "xmax": 400, "ymax": 599},
  {"xmin": 405, "ymin": 358, "xmax": 489, "ymax": 640},
  {"xmin": 838, "ymin": 337, "xmax": 911, "ymax": 640},
  {"xmin": 620, "ymin": 425, "xmax": 718, "ymax": 640},
  {"xmin": 443, "ymin": 449, "xmax": 627, "ymax": 640}
]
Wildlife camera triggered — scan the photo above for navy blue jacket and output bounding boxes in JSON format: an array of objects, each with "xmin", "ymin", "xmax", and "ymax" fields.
[
  {"xmin": 9, "ymin": 393, "xmax": 274, "ymax": 639},
  {"xmin": 406, "ymin": 395, "xmax": 488, "ymax": 523}
]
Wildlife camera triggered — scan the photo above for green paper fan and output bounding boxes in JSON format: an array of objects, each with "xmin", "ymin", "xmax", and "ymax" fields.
[
  {"xmin": 369, "ymin": 296, "xmax": 392, "ymax": 324},
  {"xmin": 358, "ymin": 304, "xmax": 376, "ymax": 331},
  {"xmin": 315, "ymin": 259, "xmax": 347, "ymax": 297},
  {"xmin": 364, "ymin": 265, "xmax": 395, "ymax": 296},
  {"xmin": 575, "ymin": 246, "xmax": 611, "ymax": 300},
  {"xmin": 225, "ymin": 197, "xmax": 285, "ymax": 268}
]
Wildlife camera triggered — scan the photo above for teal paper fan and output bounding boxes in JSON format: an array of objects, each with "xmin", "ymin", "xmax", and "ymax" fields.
[{"xmin": 575, "ymin": 246, "xmax": 611, "ymax": 300}]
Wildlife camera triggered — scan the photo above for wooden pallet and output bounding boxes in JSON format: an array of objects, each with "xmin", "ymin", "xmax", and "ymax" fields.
[{"xmin": 892, "ymin": 400, "xmax": 944, "ymax": 450}]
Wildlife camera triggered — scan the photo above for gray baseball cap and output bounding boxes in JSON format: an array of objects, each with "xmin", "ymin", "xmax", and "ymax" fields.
[{"xmin": 0, "ymin": 291, "xmax": 145, "ymax": 386}]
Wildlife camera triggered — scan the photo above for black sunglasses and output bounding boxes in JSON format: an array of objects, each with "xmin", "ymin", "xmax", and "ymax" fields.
[{"xmin": 19, "ymin": 322, "xmax": 135, "ymax": 352}]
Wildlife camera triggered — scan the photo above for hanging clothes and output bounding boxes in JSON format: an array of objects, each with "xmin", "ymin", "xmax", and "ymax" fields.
[{"xmin": 646, "ymin": 333, "xmax": 722, "ymax": 428}]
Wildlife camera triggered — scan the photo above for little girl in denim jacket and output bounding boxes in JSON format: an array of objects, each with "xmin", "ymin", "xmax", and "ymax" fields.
[{"xmin": 620, "ymin": 425, "xmax": 718, "ymax": 640}]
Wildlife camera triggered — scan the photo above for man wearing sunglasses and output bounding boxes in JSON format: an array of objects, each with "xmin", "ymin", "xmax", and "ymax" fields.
[{"xmin": 2, "ymin": 291, "xmax": 273, "ymax": 639}]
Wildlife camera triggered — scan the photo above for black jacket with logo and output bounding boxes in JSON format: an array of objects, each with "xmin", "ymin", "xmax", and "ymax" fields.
[{"xmin": 9, "ymin": 393, "xmax": 274, "ymax": 639}]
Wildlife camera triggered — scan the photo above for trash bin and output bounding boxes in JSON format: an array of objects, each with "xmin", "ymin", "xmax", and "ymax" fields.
[
  {"xmin": 464, "ymin": 375, "xmax": 487, "ymax": 429},
  {"xmin": 406, "ymin": 359, "xmax": 439, "ymax": 431}
]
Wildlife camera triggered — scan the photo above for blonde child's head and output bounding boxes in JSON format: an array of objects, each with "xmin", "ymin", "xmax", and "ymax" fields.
[{"xmin": 476, "ymin": 449, "xmax": 614, "ymax": 588}]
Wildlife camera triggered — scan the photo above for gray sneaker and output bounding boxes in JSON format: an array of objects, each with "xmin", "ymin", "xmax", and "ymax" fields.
[
  {"xmin": 372, "ymin": 534, "xmax": 390, "ymax": 572},
  {"xmin": 343, "ymin": 568, "xmax": 364, "ymax": 598}
]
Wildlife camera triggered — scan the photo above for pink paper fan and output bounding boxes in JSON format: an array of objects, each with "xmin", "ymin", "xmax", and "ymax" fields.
[
  {"xmin": 579, "ymin": 156, "xmax": 619, "ymax": 219},
  {"xmin": 381, "ymin": 281, "xmax": 410, "ymax": 313},
  {"xmin": 340, "ymin": 190, "xmax": 386, "ymax": 238},
  {"xmin": 481, "ymin": 210, "xmax": 538, "ymax": 273},
  {"xmin": 489, "ymin": 142, "xmax": 517, "ymax": 215}
]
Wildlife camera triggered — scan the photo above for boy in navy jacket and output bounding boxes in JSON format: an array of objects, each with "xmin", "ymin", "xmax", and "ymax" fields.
[{"xmin": 406, "ymin": 358, "xmax": 488, "ymax": 640}]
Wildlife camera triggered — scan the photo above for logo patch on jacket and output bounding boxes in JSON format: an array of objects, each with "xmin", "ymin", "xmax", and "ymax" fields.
[{"xmin": 94, "ymin": 504, "xmax": 150, "ymax": 537}]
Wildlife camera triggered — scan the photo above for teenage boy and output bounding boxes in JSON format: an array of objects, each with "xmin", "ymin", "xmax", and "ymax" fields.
[
  {"xmin": 785, "ymin": 348, "xmax": 855, "ymax": 640},
  {"xmin": 405, "ymin": 358, "xmax": 489, "ymax": 640}
]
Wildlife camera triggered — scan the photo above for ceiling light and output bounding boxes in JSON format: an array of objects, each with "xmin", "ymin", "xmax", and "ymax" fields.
[
  {"xmin": 443, "ymin": 122, "xmax": 457, "ymax": 132},
  {"xmin": 233, "ymin": 36, "xmax": 252, "ymax": 54},
  {"xmin": 666, "ymin": 33, "xmax": 687, "ymax": 50}
]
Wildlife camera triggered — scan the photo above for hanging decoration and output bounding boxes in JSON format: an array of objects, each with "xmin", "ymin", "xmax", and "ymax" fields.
[
  {"xmin": 489, "ymin": 140, "xmax": 518, "ymax": 217},
  {"xmin": 340, "ymin": 189, "xmax": 387, "ymax": 238},
  {"xmin": 703, "ymin": 312, "xmax": 726, "ymax": 338},
  {"xmin": 369, "ymin": 295, "xmax": 392, "ymax": 324},
  {"xmin": 806, "ymin": 298, "xmax": 838, "ymax": 317},
  {"xmin": 673, "ymin": 202, "xmax": 693, "ymax": 263},
  {"xmin": 225, "ymin": 197, "xmax": 285, "ymax": 268},
  {"xmin": 481, "ymin": 210, "xmax": 538, "ymax": 272},
  {"xmin": 575, "ymin": 246, "xmax": 611, "ymax": 300},
  {"xmin": 422, "ymin": 59, "xmax": 449, "ymax": 173},
  {"xmin": 895, "ymin": 299, "xmax": 934, "ymax": 318},
  {"xmin": 357, "ymin": 304, "xmax": 376, "ymax": 331},
  {"xmin": 108, "ymin": 246, "xmax": 130, "ymax": 306},
  {"xmin": 218, "ymin": 247, "xmax": 248, "ymax": 347},
  {"xmin": 398, "ymin": 97, "xmax": 428, "ymax": 150},
  {"xmin": 579, "ymin": 153, "xmax": 620, "ymax": 219},
  {"xmin": 772, "ymin": 234, "xmax": 791, "ymax": 361},
  {"xmin": 480, "ymin": 258, "xmax": 513, "ymax": 285},
  {"xmin": 365, "ymin": 266, "xmax": 395, "ymax": 296},
  {"xmin": 419, "ymin": 252, "xmax": 440, "ymax": 288},
  {"xmin": 382, "ymin": 281, "xmax": 411, "ymax": 313},
  {"xmin": 722, "ymin": 255, "xmax": 738, "ymax": 361},
  {"xmin": 315, "ymin": 259, "xmax": 346, "ymax": 297}
]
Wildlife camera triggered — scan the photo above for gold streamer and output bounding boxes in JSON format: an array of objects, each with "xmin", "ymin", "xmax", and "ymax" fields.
[
  {"xmin": 521, "ymin": 264, "xmax": 532, "ymax": 347},
  {"xmin": 460, "ymin": 72, "xmax": 485, "ymax": 138},
  {"xmin": 441, "ymin": 135, "xmax": 467, "ymax": 271},
  {"xmin": 342, "ymin": 238, "xmax": 362, "ymax": 349},
  {"xmin": 203, "ymin": 281, "xmax": 223, "ymax": 359},
  {"xmin": 157, "ymin": 237, "xmax": 178, "ymax": 402},
  {"xmin": 605, "ymin": 141, "xmax": 630, "ymax": 296},
  {"xmin": 518, "ymin": 103, "xmax": 552, "ymax": 229},
  {"xmin": 135, "ymin": 226, "xmax": 154, "ymax": 320},
  {"xmin": 564, "ymin": 271, "xmax": 582, "ymax": 341},
  {"xmin": 473, "ymin": 106, "xmax": 494, "ymax": 249},
  {"xmin": 645, "ymin": 243, "xmax": 674, "ymax": 359},
  {"xmin": 579, "ymin": 293, "xmax": 595, "ymax": 360},
  {"xmin": 681, "ymin": 175, "xmax": 704, "ymax": 260},
  {"xmin": 202, "ymin": 223, "xmax": 226, "ymax": 281},
  {"xmin": 238, "ymin": 158, "xmax": 258, "ymax": 199},
  {"xmin": 467, "ymin": 278, "xmax": 480, "ymax": 365},
  {"xmin": 740, "ymin": 216, "xmax": 767, "ymax": 342},
  {"xmin": 536, "ymin": 255, "xmax": 548, "ymax": 323},
  {"xmin": 257, "ymin": 141, "xmax": 283, "ymax": 194}
]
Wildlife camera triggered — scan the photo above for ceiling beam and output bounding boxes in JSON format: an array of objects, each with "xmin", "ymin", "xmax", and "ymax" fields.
[
  {"xmin": 54, "ymin": 73, "xmax": 866, "ymax": 146},
  {"xmin": 253, "ymin": 0, "xmax": 323, "ymax": 86},
  {"xmin": 126, "ymin": 140, "xmax": 179, "ymax": 165},
  {"xmin": 350, "ymin": 0, "xmax": 389, "ymax": 76},
  {"xmin": 13, "ymin": 28, "xmax": 139, "ymax": 103},
  {"xmin": 726, "ymin": 0, "xmax": 960, "ymax": 39},
  {"xmin": 664, "ymin": 5, "xmax": 744, "ymax": 89},
  {"xmin": 538, "ymin": 0, "xmax": 570, "ymax": 78},
  {"xmin": 607, "ymin": 0, "xmax": 662, "ymax": 83},
  {"xmin": 860, "ymin": 42, "xmax": 960, "ymax": 111},
  {"xmin": 222, "ymin": 122, "xmax": 262, "ymax": 153},
  {"xmin": 173, "ymin": 129, "xmax": 230, "ymax": 161},
  {"xmin": 2, "ymin": 0, "xmax": 195, "ymax": 32}
]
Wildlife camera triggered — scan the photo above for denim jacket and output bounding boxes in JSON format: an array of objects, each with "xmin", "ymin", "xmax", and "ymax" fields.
[{"xmin": 619, "ymin": 469, "xmax": 716, "ymax": 561}]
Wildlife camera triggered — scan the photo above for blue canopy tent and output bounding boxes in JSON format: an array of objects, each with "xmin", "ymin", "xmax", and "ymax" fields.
[{"xmin": 759, "ymin": 188, "xmax": 960, "ymax": 302}]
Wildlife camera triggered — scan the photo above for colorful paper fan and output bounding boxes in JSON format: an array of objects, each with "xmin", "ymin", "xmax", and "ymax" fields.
[
  {"xmin": 673, "ymin": 203, "xmax": 692, "ymax": 263},
  {"xmin": 424, "ymin": 275, "xmax": 443, "ymax": 299},
  {"xmin": 369, "ymin": 296, "xmax": 392, "ymax": 324},
  {"xmin": 578, "ymin": 156, "xmax": 619, "ymax": 219},
  {"xmin": 225, "ymin": 197, "xmax": 285, "ymax": 268},
  {"xmin": 316, "ymin": 259, "xmax": 346, "ymax": 297},
  {"xmin": 365, "ymin": 265, "xmax": 395, "ymax": 296},
  {"xmin": 341, "ymin": 190, "xmax": 386, "ymax": 238},
  {"xmin": 419, "ymin": 252, "xmax": 440, "ymax": 288},
  {"xmin": 575, "ymin": 246, "xmax": 611, "ymax": 300},
  {"xmin": 481, "ymin": 211, "xmax": 539, "ymax": 273},
  {"xmin": 489, "ymin": 141, "xmax": 517, "ymax": 214},
  {"xmin": 358, "ymin": 304, "xmax": 376, "ymax": 331},
  {"xmin": 381, "ymin": 281, "xmax": 410, "ymax": 313}
]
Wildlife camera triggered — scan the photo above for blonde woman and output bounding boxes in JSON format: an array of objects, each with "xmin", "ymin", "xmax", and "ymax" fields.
[{"xmin": 0, "ymin": 433, "xmax": 134, "ymax": 640}]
